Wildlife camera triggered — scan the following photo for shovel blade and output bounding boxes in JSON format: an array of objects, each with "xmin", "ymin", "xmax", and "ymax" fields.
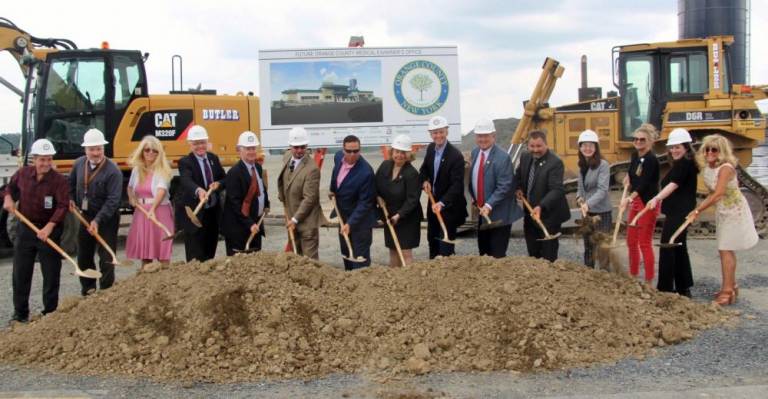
[
  {"xmin": 77, "ymin": 268, "xmax": 102, "ymax": 279},
  {"xmin": 656, "ymin": 242, "xmax": 682, "ymax": 248},
  {"xmin": 343, "ymin": 256, "xmax": 367, "ymax": 263},
  {"xmin": 185, "ymin": 206, "xmax": 203, "ymax": 228},
  {"xmin": 478, "ymin": 221, "xmax": 502, "ymax": 231},
  {"xmin": 537, "ymin": 232, "xmax": 562, "ymax": 241}
]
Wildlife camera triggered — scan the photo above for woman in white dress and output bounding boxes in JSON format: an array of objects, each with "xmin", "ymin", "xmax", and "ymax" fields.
[{"xmin": 688, "ymin": 134, "xmax": 759, "ymax": 306}]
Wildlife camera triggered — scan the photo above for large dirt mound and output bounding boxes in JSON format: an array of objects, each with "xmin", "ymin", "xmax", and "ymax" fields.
[{"xmin": 0, "ymin": 253, "xmax": 727, "ymax": 382}]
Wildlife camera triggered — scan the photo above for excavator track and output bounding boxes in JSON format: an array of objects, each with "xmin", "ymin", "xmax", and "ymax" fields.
[{"xmin": 564, "ymin": 155, "xmax": 768, "ymax": 237}]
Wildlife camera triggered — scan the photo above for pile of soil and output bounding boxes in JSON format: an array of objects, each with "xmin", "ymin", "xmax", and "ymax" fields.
[{"xmin": 0, "ymin": 253, "xmax": 728, "ymax": 382}]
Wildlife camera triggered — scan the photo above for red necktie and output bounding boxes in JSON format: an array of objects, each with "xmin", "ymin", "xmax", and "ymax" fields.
[
  {"xmin": 477, "ymin": 151, "xmax": 485, "ymax": 207},
  {"xmin": 242, "ymin": 165, "xmax": 260, "ymax": 216}
]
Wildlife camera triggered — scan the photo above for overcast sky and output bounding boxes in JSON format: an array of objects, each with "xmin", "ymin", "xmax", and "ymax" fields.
[{"xmin": 1, "ymin": 0, "xmax": 766, "ymax": 134}]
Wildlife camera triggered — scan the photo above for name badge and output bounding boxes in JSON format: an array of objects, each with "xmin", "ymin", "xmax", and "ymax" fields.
[
  {"xmin": 82, "ymin": 198, "xmax": 89, "ymax": 211},
  {"xmin": 44, "ymin": 196, "xmax": 53, "ymax": 209}
]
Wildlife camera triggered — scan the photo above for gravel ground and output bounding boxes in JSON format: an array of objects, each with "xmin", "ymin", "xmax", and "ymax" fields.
[{"xmin": 0, "ymin": 228, "xmax": 766, "ymax": 398}]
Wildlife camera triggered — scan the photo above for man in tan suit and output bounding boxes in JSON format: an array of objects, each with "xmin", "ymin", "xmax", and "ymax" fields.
[{"xmin": 277, "ymin": 127, "xmax": 325, "ymax": 259}]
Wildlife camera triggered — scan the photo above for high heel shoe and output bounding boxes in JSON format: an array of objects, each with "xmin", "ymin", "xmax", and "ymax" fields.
[
  {"xmin": 714, "ymin": 285, "xmax": 739, "ymax": 299},
  {"xmin": 713, "ymin": 290, "xmax": 737, "ymax": 306}
]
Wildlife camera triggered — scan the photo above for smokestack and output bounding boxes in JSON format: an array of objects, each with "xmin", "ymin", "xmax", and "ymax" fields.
[
  {"xmin": 581, "ymin": 55, "xmax": 588, "ymax": 89},
  {"xmin": 578, "ymin": 54, "xmax": 602, "ymax": 102}
]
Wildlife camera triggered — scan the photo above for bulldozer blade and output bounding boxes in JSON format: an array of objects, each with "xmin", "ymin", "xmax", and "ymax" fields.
[{"xmin": 185, "ymin": 206, "xmax": 203, "ymax": 228}]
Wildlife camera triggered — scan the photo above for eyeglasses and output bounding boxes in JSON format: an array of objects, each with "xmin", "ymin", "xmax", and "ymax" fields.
[
  {"xmin": 143, "ymin": 148, "xmax": 159, "ymax": 154},
  {"xmin": 344, "ymin": 148, "xmax": 360, "ymax": 154},
  {"xmin": 632, "ymin": 137, "xmax": 647, "ymax": 143},
  {"xmin": 704, "ymin": 147, "xmax": 720, "ymax": 154}
]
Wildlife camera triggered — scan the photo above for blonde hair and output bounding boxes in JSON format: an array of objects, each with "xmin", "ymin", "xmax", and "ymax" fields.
[
  {"xmin": 129, "ymin": 135, "xmax": 172, "ymax": 184},
  {"xmin": 633, "ymin": 123, "xmax": 659, "ymax": 142},
  {"xmin": 696, "ymin": 134, "xmax": 739, "ymax": 169}
]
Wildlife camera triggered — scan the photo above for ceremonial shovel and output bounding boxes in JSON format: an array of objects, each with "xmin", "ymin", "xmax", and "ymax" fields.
[
  {"xmin": 424, "ymin": 188, "xmax": 457, "ymax": 245},
  {"xmin": 520, "ymin": 197, "xmax": 561, "ymax": 241},
  {"xmin": 285, "ymin": 215, "xmax": 298, "ymax": 255},
  {"xmin": 133, "ymin": 203, "xmax": 175, "ymax": 241},
  {"xmin": 477, "ymin": 205, "xmax": 502, "ymax": 231},
  {"xmin": 185, "ymin": 186, "xmax": 217, "ymax": 228},
  {"xmin": 14, "ymin": 209, "xmax": 101, "ymax": 279},
  {"xmin": 235, "ymin": 211, "xmax": 267, "ymax": 253},
  {"xmin": 656, "ymin": 215, "xmax": 695, "ymax": 248},
  {"xmin": 328, "ymin": 193, "xmax": 366, "ymax": 263},
  {"xmin": 603, "ymin": 184, "xmax": 630, "ymax": 249},
  {"xmin": 377, "ymin": 196, "xmax": 407, "ymax": 267},
  {"xmin": 70, "ymin": 205, "xmax": 133, "ymax": 267}
]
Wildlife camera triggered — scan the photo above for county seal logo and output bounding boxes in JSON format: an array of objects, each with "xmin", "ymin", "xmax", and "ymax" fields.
[{"xmin": 393, "ymin": 60, "xmax": 449, "ymax": 115}]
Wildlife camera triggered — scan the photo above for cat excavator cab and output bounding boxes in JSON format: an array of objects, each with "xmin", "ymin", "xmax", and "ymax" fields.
[{"xmin": 511, "ymin": 36, "xmax": 768, "ymax": 234}]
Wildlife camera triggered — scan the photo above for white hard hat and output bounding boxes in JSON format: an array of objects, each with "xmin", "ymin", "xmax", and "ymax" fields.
[
  {"xmin": 391, "ymin": 134, "xmax": 413, "ymax": 152},
  {"xmin": 30, "ymin": 138, "xmax": 56, "ymax": 156},
  {"xmin": 288, "ymin": 127, "xmax": 310, "ymax": 146},
  {"xmin": 428, "ymin": 115, "xmax": 449, "ymax": 130},
  {"xmin": 187, "ymin": 125, "xmax": 209, "ymax": 141},
  {"xmin": 578, "ymin": 129, "xmax": 599, "ymax": 144},
  {"xmin": 666, "ymin": 128, "xmax": 692, "ymax": 146},
  {"xmin": 81, "ymin": 128, "xmax": 109, "ymax": 147},
  {"xmin": 473, "ymin": 118, "xmax": 495, "ymax": 134},
  {"xmin": 237, "ymin": 131, "xmax": 260, "ymax": 147}
]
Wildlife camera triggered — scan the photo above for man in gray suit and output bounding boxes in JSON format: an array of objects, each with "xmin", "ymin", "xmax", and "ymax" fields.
[
  {"xmin": 515, "ymin": 130, "xmax": 570, "ymax": 261},
  {"xmin": 468, "ymin": 119, "xmax": 523, "ymax": 258}
]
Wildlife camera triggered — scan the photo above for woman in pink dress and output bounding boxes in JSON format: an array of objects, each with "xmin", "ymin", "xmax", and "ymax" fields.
[{"xmin": 126, "ymin": 135, "xmax": 174, "ymax": 267}]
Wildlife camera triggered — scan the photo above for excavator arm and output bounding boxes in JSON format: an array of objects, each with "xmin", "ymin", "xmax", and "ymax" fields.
[{"xmin": 508, "ymin": 57, "xmax": 564, "ymax": 163}]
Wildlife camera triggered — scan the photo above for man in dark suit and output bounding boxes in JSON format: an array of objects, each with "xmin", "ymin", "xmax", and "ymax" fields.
[
  {"xmin": 468, "ymin": 119, "xmax": 523, "ymax": 258},
  {"xmin": 330, "ymin": 135, "xmax": 376, "ymax": 270},
  {"xmin": 177, "ymin": 125, "xmax": 226, "ymax": 261},
  {"xmin": 221, "ymin": 131, "xmax": 269, "ymax": 256},
  {"xmin": 419, "ymin": 115, "xmax": 467, "ymax": 258},
  {"xmin": 515, "ymin": 130, "xmax": 570, "ymax": 261}
]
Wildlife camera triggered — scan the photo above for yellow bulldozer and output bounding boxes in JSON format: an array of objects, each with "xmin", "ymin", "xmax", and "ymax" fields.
[{"xmin": 510, "ymin": 35, "xmax": 768, "ymax": 234}]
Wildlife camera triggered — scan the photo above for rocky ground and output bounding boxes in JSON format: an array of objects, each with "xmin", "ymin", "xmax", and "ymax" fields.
[{"xmin": 0, "ymin": 230, "xmax": 766, "ymax": 398}]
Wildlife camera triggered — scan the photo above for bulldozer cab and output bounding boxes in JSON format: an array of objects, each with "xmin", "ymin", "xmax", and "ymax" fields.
[
  {"xmin": 614, "ymin": 36, "xmax": 731, "ymax": 140},
  {"xmin": 22, "ymin": 49, "xmax": 148, "ymax": 162}
]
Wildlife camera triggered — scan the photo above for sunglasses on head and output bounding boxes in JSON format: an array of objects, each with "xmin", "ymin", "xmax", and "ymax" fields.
[
  {"xmin": 632, "ymin": 137, "xmax": 647, "ymax": 142},
  {"xmin": 344, "ymin": 148, "xmax": 360, "ymax": 154},
  {"xmin": 704, "ymin": 147, "xmax": 720, "ymax": 154},
  {"xmin": 143, "ymin": 148, "xmax": 159, "ymax": 154}
]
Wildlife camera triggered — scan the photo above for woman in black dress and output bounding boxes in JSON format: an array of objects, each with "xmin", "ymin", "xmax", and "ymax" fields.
[
  {"xmin": 646, "ymin": 128, "xmax": 699, "ymax": 297},
  {"xmin": 375, "ymin": 134, "xmax": 422, "ymax": 267}
]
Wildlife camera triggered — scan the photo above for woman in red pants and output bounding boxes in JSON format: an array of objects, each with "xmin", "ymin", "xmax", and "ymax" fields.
[{"xmin": 622, "ymin": 123, "xmax": 660, "ymax": 282}]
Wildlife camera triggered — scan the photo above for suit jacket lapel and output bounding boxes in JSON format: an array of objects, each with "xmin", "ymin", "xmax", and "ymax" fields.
[{"xmin": 286, "ymin": 156, "xmax": 306, "ymax": 189}]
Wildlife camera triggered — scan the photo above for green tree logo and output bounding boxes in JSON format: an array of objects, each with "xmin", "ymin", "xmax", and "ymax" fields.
[{"xmin": 409, "ymin": 73, "xmax": 433, "ymax": 101}]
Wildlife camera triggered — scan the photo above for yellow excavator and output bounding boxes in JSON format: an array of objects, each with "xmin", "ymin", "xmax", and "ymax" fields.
[
  {"xmin": 0, "ymin": 17, "xmax": 262, "ymax": 250},
  {"xmin": 510, "ymin": 35, "xmax": 768, "ymax": 234},
  {"xmin": 0, "ymin": 17, "xmax": 260, "ymax": 174}
]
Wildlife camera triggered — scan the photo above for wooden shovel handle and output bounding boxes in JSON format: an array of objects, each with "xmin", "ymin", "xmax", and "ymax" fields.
[
  {"xmin": 668, "ymin": 216, "xmax": 695, "ymax": 244},
  {"xmin": 378, "ymin": 196, "xmax": 407, "ymax": 267},
  {"xmin": 520, "ymin": 196, "xmax": 552, "ymax": 237},
  {"xmin": 423, "ymin": 188, "xmax": 451, "ymax": 240},
  {"xmin": 133, "ymin": 203, "xmax": 173, "ymax": 237},
  {"xmin": 70, "ymin": 206, "xmax": 120, "ymax": 263},
  {"xmin": 610, "ymin": 184, "xmax": 630, "ymax": 245},
  {"xmin": 192, "ymin": 186, "xmax": 217, "ymax": 215},
  {"xmin": 13, "ymin": 209, "xmax": 92, "ymax": 278},
  {"xmin": 328, "ymin": 194, "xmax": 356, "ymax": 258}
]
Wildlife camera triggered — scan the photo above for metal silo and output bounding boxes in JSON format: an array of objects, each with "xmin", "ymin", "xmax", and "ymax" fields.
[{"xmin": 678, "ymin": 0, "xmax": 750, "ymax": 84}]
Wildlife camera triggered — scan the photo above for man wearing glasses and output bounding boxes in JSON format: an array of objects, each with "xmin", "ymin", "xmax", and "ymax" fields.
[
  {"xmin": 277, "ymin": 127, "xmax": 325, "ymax": 259},
  {"xmin": 177, "ymin": 125, "xmax": 226, "ymax": 261},
  {"xmin": 330, "ymin": 135, "xmax": 375, "ymax": 270}
]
